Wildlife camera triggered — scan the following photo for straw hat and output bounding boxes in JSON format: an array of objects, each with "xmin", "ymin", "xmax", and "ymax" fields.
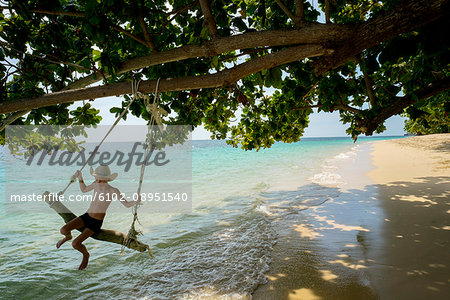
[{"xmin": 90, "ymin": 165, "xmax": 118, "ymax": 181}]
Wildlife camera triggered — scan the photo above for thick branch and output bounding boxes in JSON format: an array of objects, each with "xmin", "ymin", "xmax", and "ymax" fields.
[
  {"xmin": 0, "ymin": 45, "xmax": 331, "ymax": 114},
  {"xmin": 65, "ymin": 24, "xmax": 352, "ymax": 90},
  {"xmin": 43, "ymin": 191, "xmax": 152, "ymax": 255},
  {"xmin": 358, "ymin": 77, "xmax": 450, "ymax": 135},
  {"xmin": 312, "ymin": 0, "xmax": 449, "ymax": 76},
  {"xmin": 67, "ymin": 0, "xmax": 447, "ymax": 91},
  {"xmin": 199, "ymin": 0, "xmax": 219, "ymax": 38}
]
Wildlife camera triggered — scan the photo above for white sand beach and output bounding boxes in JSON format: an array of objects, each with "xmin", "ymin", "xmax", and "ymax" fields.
[{"xmin": 253, "ymin": 134, "xmax": 450, "ymax": 299}]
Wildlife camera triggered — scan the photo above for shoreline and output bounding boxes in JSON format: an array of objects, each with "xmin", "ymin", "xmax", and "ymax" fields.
[
  {"xmin": 253, "ymin": 134, "xmax": 450, "ymax": 299},
  {"xmin": 253, "ymin": 141, "xmax": 380, "ymax": 299}
]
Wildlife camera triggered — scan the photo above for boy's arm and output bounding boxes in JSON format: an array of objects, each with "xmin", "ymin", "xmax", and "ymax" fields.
[
  {"xmin": 79, "ymin": 181, "xmax": 94, "ymax": 193},
  {"xmin": 75, "ymin": 170, "xmax": 94, "ymax": 193},
  {"xmin": 117, "ymin": 188, "xmax": 141, "ymax": 208}
]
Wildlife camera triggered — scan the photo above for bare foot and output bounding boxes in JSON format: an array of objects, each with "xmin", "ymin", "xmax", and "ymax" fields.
[
  {"xmin": 56, "ymin": 235, "xmax": 72, "ymax": 249},
  {"xmin": 78, "ymin": 253, "xmax": 90, "ymax": 270}
]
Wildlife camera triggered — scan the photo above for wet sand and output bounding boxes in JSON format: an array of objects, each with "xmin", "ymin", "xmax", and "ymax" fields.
[{"xmin": 253, "ymin": 134, "xmax": 450, "ymax": 299}]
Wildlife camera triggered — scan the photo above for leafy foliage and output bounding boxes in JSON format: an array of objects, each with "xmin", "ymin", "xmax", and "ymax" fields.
[
  {"xmin": 5, "ymin": 125, "xmax": 87, "ymax": 158},
  {"xmin": 404, "ymin": 92, "xmax": 449, "ymax": 135},
  {"xmin": 0, "ymin": 0, "xmax": 448, "ymax": 150}
]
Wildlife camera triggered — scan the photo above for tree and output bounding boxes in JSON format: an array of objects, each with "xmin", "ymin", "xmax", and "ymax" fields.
[
  {"xmin": 404, "ymin": 93, "xmax": 449, "ymax": 135},
  {"xmin": 0, "ymin": 0, "xmax": 449, "ymax": 150}
]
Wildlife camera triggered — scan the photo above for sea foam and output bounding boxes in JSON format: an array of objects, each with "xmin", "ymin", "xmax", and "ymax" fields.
[{"xmin": 309, "ymin": 145, "xmax": 359, "ymax": 187}]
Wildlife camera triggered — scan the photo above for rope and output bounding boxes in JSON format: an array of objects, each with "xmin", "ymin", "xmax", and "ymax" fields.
[
  {"xmin": 122, "ymin": 78, "xmax": 161, "ymax": 255},
  {"xmin": 46, "ymin": 77, "xmax": 162, "ymax": 257},
  {"xmin": 59, "ymin": 78, "xmax": 143, "ymax": 196}
]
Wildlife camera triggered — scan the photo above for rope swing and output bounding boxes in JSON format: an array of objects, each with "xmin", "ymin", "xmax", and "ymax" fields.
[
  {"xmin": 57, "ymin": 79, "xmax": 147, "ymax": 198},
  {"xmin": 44, "ymin": 77, "xmax": 166, "ymax": 257},
  {"xmin": 122, "ymin": 78, "xmax": 165, "ymax": 254}
]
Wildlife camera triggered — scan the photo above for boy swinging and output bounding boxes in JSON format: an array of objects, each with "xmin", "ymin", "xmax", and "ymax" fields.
[{"xmin": 56, "ymin": 165, "xmax": 140, "ymax": 270}]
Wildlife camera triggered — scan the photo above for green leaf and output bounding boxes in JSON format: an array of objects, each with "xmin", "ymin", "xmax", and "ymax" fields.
[
  {"xmin": 232, "ymin": 17, "xmax": 247, "ymax": 31},
  {"xmin": 199, "ymin": 27, "xmax": 209, "ymax": 39},
  {"xmin": 92, "ymin": 49, "xmax": 101, "ymax": 61},
  {"xmin": 211, "ymin": 56, "xmax": 219, "ymax": 68}
]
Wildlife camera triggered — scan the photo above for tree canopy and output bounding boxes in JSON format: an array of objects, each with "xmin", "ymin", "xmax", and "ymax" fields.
[
  {"xmin": 0, "ymin": 0, "xmax": 449, "ymax": 150},
  {"xmin": 404, "ymin": 93, "xmax": 449, "ymax": 135}
]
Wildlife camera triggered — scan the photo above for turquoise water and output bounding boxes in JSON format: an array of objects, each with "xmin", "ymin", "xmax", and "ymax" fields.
[{"xmin": 0, "ymin": 136, "xmax": 400, "ymax": 299}]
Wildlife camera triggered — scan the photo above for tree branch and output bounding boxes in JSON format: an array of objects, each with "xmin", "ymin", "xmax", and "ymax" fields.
[
  {"xmin": 0, "ymin": 41, "xmax": 91, "ymax": 71},
  {"xmin": 325, "ymin": 0, "xmax": 331, "ymax": 24},
  {"xmin": 295, "ymin": 0, "xmax": 305, "ymax": 22},
  {"xmin": 138, "ymin": 9, "xmax": 157, "ymax": 51},
  {"xmin": 356, "ymin": 57, "xmax": 377, "ymax": 107},
  {"xmin": 8, "ymin": 8, "xmax": 153, "ymax": 49},
  {"xmin": 26, "ymin": 8, "xmax": 85, "ymax": 18},
  {"xmin": 339, "ymin": 105, "xmax": 362, "ymax": 114},
  {"xmin": 275, "ymin": 0, "xmax": 297, "ymax": 24},
  {"xmin": 65, "ymin": 0, "xmax": 447, "ymax": 92},
  {"xmin": 262, "ymin": 0, "xmax": 267, "ymax": 26},
  {"xmin": 292, "ymin": 104, "xmax": 321, "ymax": 111},
  {"xmin": 0, "ymin": 45, "xmax": 332, "ymax": 114},
  {"xmin": 362, "ymin": 71, "xmax": 376, "ymax": 108},
  {"xmin": 110, "ymin": 24, "xmax": 152, "ymax": 48},
  {"xmin": 311, "ymin": 0, "xmax": 448, "ymax": 76},
  {"xmin": 357, "ymin": 76, "xmax": 450, "ymax": 135},
  {"xmin": 199, "ymin": 0, "xmax": 219, "ymax": 38},
  {"xmin": 64, "ymin": 24, "xmax": 352, "ymax": 90},
  {"xmin": 159, "ymin": 1, "xmax": 199, "ymax": 32},
  {"xmin": 293, "ymin": 103, "xmax": 362, "ymax": 113},
  {"xmin": 0, "ymin": 110, "xmax": 29, "ymax": 131},
  {"xmin": 168, "ymin": 1, "xmax": 199, "ymax": 16},
  {"xmin": 301, "ymin": 80, "xmax": 319, "ymax": 102}
]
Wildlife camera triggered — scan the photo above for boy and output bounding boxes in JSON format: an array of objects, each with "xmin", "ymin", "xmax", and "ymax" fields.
[{"xmin": 56, "ymin": 165, "xmax": 140, "ymax": 270}]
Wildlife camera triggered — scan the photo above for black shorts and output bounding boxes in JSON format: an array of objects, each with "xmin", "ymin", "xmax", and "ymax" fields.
[{"xmin": 80, "ymin": 213, "xmax": 103, "ymax": 233}]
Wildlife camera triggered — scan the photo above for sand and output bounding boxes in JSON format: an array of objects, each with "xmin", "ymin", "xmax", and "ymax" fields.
[
  {"xmin": 253, "ymin": 134, "xmax": 450, "ymax": 299},
  {"xmin": 366, "ymin": 134, "xmax": 450, "ymax": 299}
]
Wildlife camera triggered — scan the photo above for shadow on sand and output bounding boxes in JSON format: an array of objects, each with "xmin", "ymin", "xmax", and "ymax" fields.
[
  {"xmin": 368, "ymin": 176, "xmax": 450, "ymax": 300},
  {"xmin": 253, "ymin": 176, "xmax": 450, "ymax": 300}
]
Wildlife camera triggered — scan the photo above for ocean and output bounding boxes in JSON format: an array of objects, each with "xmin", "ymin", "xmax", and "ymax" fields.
[{"xmin": 0, "ymin": 136, "xmax": 400, "ymax": 299}]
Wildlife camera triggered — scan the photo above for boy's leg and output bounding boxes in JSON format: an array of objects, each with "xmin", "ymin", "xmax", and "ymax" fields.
[
  {"xmin": 72, "ymin": 228, "xmax": 95, "ymax": 270},
  {"xmin": 56, "ymin": 217, "xmax": 84, "ymax": 249}
]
